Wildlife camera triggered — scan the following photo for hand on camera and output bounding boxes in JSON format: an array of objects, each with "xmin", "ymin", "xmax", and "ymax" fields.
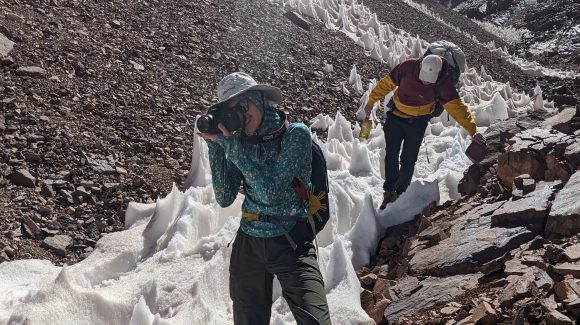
[{"xmin": 198, "ymin": 123, "xmax": 233, "ymax": 142}]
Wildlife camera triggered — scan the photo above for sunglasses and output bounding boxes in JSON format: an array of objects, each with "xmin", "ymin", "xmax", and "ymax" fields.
[{"xmin": 230, "ymin": 98, "xmax": 249, "ymax": 113}]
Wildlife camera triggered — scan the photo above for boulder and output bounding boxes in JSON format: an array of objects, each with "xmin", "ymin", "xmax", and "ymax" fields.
[
  {"xmin": 410, "ymin": 203, "xmax": 535, "ymax": 276},
  {"xmin": 545, "ymin": 171, "xmax": 580, "ymax": 237},
  {"xmin": 21, "ymin": 214, "xmax": 42, "ymax": 239},
  {"xmin": 367, "ymin": 296, "xmax": 390, "ymax": 324},
  {"xmin": 497, "ymin": 128, "xmax": 568, "ymax": 187},
  {"xmin": 384, "ymin": 274, "xmax": 480, "ymax": 322},
  {"xmin": 490, "ymin": 184, "xmax": 553, "ymax": 231}
]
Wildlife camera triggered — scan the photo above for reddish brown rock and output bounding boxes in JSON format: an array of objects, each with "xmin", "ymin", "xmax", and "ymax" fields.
[
  {"xmin": 491, "ymin": 184, "xmax": 553, "ymax": 230},
  {"xmin": 545, "ymin": 171, "xmax": 580, "ymax": 237},
  {"xmin": 554, "ymin": 279, "xmax": 580, "ymax": 303},
  {"xmin": 367, "ymin": 296, "xmax": 390, "ymax": 324},
  {"xmin": 545, "ymin": 151, "xmax": 571, "ymax": 183},
  {"xmin": 458, "ymin": 164, "xmax": 482, "ymax": 195},
  {"xmin": 360, "ymin": 289, "xmax": 374, "ymax": 311},
  {"xmin": 565, "ymin": 142, "xmax": 580, "ymax": 171},
  {"xmin": 470, "ymin": 301, "xmax": 497, "ymax": 325},
  {"xmin": 497, "ymin": 128, "xmax": 569, "ymax": 187},
  {"xmin": 360, "ymin": 273, "xmax": 378, "ymax": 286},
  {"xmin": 497, "ymin": 275, "xmax": 536, "ymax": 307}
]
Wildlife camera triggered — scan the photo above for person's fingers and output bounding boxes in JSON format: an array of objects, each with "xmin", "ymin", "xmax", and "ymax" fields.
[{"xmin": 218, "ymin": 123, "xmax": 232, "ymax": 137}]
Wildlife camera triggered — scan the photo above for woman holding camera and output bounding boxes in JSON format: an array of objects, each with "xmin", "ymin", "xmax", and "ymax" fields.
[{"xmin": 198, "ymin": 72, "xmax": 331, "ymax": 325}]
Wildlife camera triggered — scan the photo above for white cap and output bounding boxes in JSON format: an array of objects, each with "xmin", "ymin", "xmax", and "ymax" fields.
[{"xmin": 419, "ymin": 55, "xmax": 443, "ymax": 83}]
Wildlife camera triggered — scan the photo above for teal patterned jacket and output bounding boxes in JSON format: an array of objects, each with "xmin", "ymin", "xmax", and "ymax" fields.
[{"xmin": 207, "ymin": 121, "xmax": 312, "ymax": 238}]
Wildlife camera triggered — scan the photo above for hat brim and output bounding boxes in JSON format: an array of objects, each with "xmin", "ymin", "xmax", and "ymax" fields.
[{"xmin": 209, "ymin": 84, "xmax": 282, "ymax": 109}]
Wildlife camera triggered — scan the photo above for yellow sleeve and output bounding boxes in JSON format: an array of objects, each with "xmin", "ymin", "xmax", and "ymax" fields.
[
  {"xmin": 443, "ymin": 99, "xmax": 477, "ymax": 135},
  {"xmin": 367, "ymin": 75, "xmax": 397, "ymax": 107}
]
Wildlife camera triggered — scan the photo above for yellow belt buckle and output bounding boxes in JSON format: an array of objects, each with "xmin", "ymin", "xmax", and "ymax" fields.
[{"xmin": 242, "ymin": 212, "xmax": 260, "ymax": 222}]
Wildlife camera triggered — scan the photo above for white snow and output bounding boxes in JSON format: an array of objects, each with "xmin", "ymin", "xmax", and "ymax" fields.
[{"xmin": 0, "ymin": 0, "xmax": 559, "ymax": 324}]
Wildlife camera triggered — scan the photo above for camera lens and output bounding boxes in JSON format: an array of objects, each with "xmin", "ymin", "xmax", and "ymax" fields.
[{"xmin": 196, "ymin": 115, "xmax": 212, "ymax": 133}]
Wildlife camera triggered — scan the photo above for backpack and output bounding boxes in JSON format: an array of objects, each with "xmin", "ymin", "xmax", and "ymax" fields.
[
  {"xmin": 291, "ymin": 139, "xmax": 330, "ymax": 236},
  {"xmin": 424, "ymin": 40, "xmax": 466, "ymax": 89},
  {"xmin": 423, "ymin": 40, "xmax": 466, "ymax": 118}
]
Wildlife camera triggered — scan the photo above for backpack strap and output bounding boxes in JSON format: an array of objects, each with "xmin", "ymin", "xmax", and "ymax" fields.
[{"xmin": 242, "ymin": 110, "xmax": 287, "ymax": 144}]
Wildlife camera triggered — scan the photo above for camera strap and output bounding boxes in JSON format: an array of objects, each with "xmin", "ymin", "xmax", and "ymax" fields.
[{"xmin": 242, "ymin": 110, "xmax": 288, "ymax": 144}]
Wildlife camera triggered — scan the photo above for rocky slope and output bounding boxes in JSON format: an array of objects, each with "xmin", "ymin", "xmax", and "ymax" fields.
[
  {"xmin": 358, "ymin": 107, "xmax": 580, "ymax": 324},
  {"xmin": 445, "ymin": 0, "xmax": 580, "ymax": 69}
]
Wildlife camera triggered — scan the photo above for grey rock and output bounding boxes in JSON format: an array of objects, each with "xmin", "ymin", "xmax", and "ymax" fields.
[
  {"xmin": 110, "ymin": 20, "xmax": 122, "ymax": 29},
  {"xmin": 491, "ymin": 184, "xmax": 553, "ymax": 231},
  {"xmin": 10, "ymin": 169, "xmax": 36, "ymax": 188},
  {"xmin": 59, "ymin": 189, "xmax": 74, "ymax": 204},
  {"xmin": 40, "ymin": 183, "xmax": 55, "ymax": 198},
  {"xmin": 545, "ymin": 171, "xmax": 580, "ymax": 237},
  {"xmin": 15, "ymin": 66, "xmax": 48, "ymax": 78},
  {"xmin": 543, "ymin": 107, "xmax": 577, "ymax": 135},
  {"xmin": 283, "ymin": 11, "xmax": 311, "ymax": 31},
  {"xmin": 410, "ymin": 205, "xmax": 535, "ymax": 276},
  {"xmin": 42, "ymin": 235, "xmax": 73, "ymax": 256},
  {"xmin": 0, "ymin": 33, "xmax": 14, "ymax": 58},
  {"xmin": 21, "ymin": 214, "xmax": 42, "ymax": 239}
]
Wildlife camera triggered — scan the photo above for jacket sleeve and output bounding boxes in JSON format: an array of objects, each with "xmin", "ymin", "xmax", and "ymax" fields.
[
  {"xmin": 442, "ymin": 99, "xmax": 477, "ymax": 135},
  {"xmin": 367, "ymin": 75, "xmax": 397, "ymax": 107},
  {"xmin": 207, "ymin": 141, "xmax": 243, "ymax": 207}
]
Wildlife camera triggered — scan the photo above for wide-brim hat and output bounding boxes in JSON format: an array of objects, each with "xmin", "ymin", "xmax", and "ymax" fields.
[{"xmin": 210, "ymin": 72, "xmax": 282, "ymax": 109}]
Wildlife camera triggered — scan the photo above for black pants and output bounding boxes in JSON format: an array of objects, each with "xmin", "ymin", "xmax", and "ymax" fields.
[
  {"xmin": 383, "ymin": 112, "xmax": 429, "ymax": 194},
  {"xmin": 229, "ymin": 222, "xmax": 331, "ymax": 325}
]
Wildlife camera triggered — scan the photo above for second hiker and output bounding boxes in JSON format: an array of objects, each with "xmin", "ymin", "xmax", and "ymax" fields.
[{"xmin": 364, "ymin": 54, "xmax": 486, "ymax": 209}]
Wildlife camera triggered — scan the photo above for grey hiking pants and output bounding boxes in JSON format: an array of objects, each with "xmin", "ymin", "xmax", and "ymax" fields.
[{"xmin": 229, "ymin": 222, "xmax": 331, "ymax": 325}]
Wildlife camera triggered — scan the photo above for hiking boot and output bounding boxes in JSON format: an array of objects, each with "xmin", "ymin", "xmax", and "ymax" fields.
[{"xmin": 380, "ymin": 191, "xmax": 398, "ymax": 209}]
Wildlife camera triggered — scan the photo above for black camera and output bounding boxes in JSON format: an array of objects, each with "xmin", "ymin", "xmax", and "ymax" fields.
[{"xmin": 196, "ymin": 105, "xmax": 242, "ymax": 134}]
